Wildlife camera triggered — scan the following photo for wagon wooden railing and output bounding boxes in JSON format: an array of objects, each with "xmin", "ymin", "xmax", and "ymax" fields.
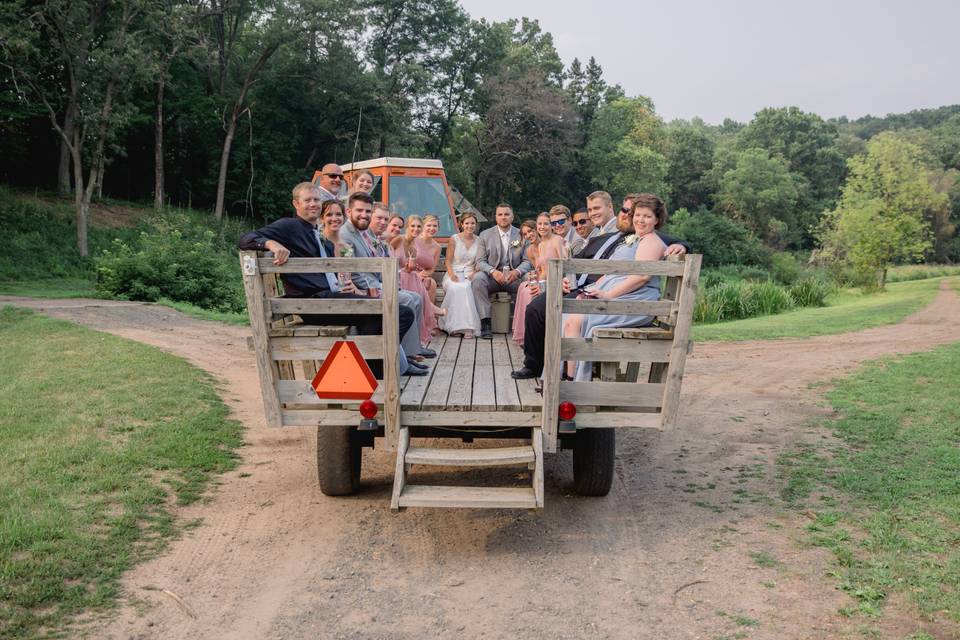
[
  {"xmin": 540, "ymin": 254, "xmax": 702, "ymax": 453},
  {"xmin": 238, "ymin": 251, "xmax": 402, "ymax": 451}
]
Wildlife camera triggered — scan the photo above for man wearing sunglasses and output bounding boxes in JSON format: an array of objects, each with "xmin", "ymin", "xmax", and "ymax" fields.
[
  {"xmin": 548, "ymin": 204, "xmax": 577, "ymax": 245},
  {"xmin": 316, "ymin": 163, "xmax": 344, "ymax": 202},
  {"xmin": 571, "ymin": 208, "xmax": 594, "ymax": 242}
]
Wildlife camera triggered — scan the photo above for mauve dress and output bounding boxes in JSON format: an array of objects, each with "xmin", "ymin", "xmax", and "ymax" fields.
[
  {"xmin": 391, "ymin": 239, "xmax": 437, "ymax": 344},
  {"xmin": 512, "ymin": 238, "xmax": 566, "ymax": 344}
]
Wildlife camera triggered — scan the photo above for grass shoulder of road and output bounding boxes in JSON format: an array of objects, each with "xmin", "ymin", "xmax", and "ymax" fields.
[
  {"xmin": 692, "ymin": 277, "xmax": 950, "ymax": 343},
  {"xmin": 0, "ymin": 306, "xmax": 243, "ymax": 638},
  {"xmin": 778, "ymin": 341, "xmax": 960, "ymax": 624}
]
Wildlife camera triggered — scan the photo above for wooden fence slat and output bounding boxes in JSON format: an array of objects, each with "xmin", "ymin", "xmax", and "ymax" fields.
[
  {"xmin": 270, "ymin": 298, "xmax": 382, "ymax": 315},
  {"xmin": 471, "ymin": 339, "xmax": 497, "ymax": 411},
  {"xmin": 540, "ymin": 259, "xmax": 564, "ymax": 452},
  {"xmin": 658, "ymin": 254, "xmax": 701, "ymax": 430},
  {"xmin": 559, "ymin": 381, "xmax": 665, "ymax": 408},
  {"xmin": 278, "ymin": 380, "xmax": 385, "ymax": 405},
  {"xmin": 239, "ymin": 251, "xmax": 283, "ymax": 427},
  {"xmin": 561, "ymin": 299, "xmax": 674, "ymax": 316},
  {"xmin": 563, "ymin": 258, "xmax": 685, "ymax": 276},
  {"xmin": 270, "ymin": 335, "xmax": 384, "ymax": 361},
  {"xmin": 574, "ymin": 412, "xmax": 661, "ymax": 429},
  {"xmin": 400, "ymin": 411, "xmax": 540, "ymax": 427},
  {"xmin": 560, "ymin": 337, "xmax": 672, "ymax": 362},
  {"xmin": 381, "ymin": 265, "xmax": 401, "ymax": 452},
  {"xmin": 257, "ymin": 256, "xmax": 393, "ymax": 273}
]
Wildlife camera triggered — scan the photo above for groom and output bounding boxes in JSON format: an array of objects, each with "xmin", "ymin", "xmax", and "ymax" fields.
[{"xmin": 471, "ymin": 203, "xmax": 533, "ymax": 339}]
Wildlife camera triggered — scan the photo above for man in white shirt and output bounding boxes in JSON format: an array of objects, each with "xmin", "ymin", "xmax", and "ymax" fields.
[{"xmin": 586, "ymin": 190, "xmax": 619, "ymax": 238}]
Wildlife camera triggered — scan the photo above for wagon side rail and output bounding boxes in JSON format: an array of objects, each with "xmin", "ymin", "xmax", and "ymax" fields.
[
  {"xmin": 239, "ymin": 251, "xmax": 402, "ymax": 451},
  {"xmin": 541, "ymin": 254, "xmax": 702, "ymax": 452}
]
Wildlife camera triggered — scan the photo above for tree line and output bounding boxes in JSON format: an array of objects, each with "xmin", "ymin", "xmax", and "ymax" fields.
[{"xmin": 1, "ymin": 0, "xmax": 958, "ymax": 282}]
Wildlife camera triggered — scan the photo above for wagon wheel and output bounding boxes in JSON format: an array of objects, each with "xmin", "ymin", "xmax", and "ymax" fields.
[
  {"xmin": 572, "ymin": 428, "xmax": 615, "ymax": 496},
  {"xmin": 317, "ymin": 425, "xmax": 362, "ymax": 496}
]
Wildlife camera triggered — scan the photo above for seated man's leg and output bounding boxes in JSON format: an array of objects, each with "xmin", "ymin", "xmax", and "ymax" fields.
[
  {"xmin": 397, "ymin": 289, "xmax": 424, "ymax": 355},
  {"xmin": 471, "ymin": 271, "xmax": 493, "ymax": 321},
  {"xmin": 522, "ymin": 292, "xmax": 547, "ymax": 374}
]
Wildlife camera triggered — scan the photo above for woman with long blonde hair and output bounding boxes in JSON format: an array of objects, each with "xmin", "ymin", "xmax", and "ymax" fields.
[
  {"xmin": 512, "ymin": 213, "xmax": 568, "ymax": 344},
  {"xmin": 389, "ymin": 215, "xmax": 442, "ymax": 343}
]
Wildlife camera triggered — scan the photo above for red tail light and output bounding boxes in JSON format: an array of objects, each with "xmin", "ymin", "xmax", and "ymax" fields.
[
  {"xmin": 558, "ymin": 401, "xmax": 577, "ymax": 421},
  {"xmin": 359, "ymin": 400, "xmax": 378, "ymax": 419}
]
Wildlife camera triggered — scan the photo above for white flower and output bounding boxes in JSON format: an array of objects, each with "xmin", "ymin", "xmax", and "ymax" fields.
[
  {"xmin": 510, "ymin": 239, "xmax": 521, "ymax": 248},
  {"xmin": 624, "ymin": 234, "xmax": 639, "ymax": 246},
  {"xmin": 339, "ymin": 245, "xmax": 355, "ymax": 257}
]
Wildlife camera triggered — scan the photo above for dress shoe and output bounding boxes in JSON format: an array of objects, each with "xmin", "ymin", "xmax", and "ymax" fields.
[
  {"xmin": 480, "ymin": 318, "xmax": 493, "ymax": 339},
  {"xmin": 406, "ymin": 358, "xmax": 428, "ymax": 371},
  {"xmin": 402, "ymin": 367, "xmax": 428, "ymax": 376},
  {"xmin": 511, "ymin": 367, "xmax": 539, "ymax": 380},
  {"xmin": 419, "ymin": 347, "xmax": 437, "ymax": 358}
]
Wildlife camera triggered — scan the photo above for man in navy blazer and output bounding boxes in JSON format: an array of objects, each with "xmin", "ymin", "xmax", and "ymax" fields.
[
  {"xmin": 238, "ymin": 183, "xmax": 415, "ymax": 378},
  {"xmin": 471, "ymin": 203, "xmax": 533, "ymax": 338}
]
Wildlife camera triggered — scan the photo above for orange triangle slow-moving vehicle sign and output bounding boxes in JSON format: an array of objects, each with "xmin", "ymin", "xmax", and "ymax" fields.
[{"xmin": 311, "ymin": 340, "xmax": 378, "ymax": 400}]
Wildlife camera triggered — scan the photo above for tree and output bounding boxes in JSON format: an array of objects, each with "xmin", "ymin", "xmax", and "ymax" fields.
[
  {"xmin": 718, "ymin": 148, "xmax": 800, "ymax": 248},
  {"xmin": 584, "ymin": 95, "xmax": 667, "ymax": 197},
  {"xmin": 817, "ymin": 133, "xmax": 945, "ymax": 288},
  {"xmin": 664, "ymin": 119, "xmax": 715, "ymax": 210}
]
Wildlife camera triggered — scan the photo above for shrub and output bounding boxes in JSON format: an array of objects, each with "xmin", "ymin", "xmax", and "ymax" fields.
[
  {"xmin": 95, "ymin": 214, "xmax": 245, "ymax": 312},
  {"xmin": 663, "ymin": 208, "xmax": 771, "ymax": 268},
  {"xmin": 695, "ymin": 280, "xmax": 799, "ymax": 324},
  {"xmin": 788, "ymin": 277, "xmax": 833, "ymax": 307},
  {"xmin": 741, "ymin": 280, "xmax": 795, "ymax": 317},
  {"xmin": 770, "ymin": 251, "xmax": 802, "ymax": 284}
]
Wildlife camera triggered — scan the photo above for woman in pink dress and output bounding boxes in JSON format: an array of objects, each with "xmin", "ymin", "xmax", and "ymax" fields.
[
  {"xmin": 417, "ymin": 215, "xmax": 442, "ymax": 308},
  {"xmin": 511, "ymin": 214, "xmax": 568, "ymax": 344},
  {"xmin": 389, "ymin": 215, "xmax": 442, "ymax": 344}
]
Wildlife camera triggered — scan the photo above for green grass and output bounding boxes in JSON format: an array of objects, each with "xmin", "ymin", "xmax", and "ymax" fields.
[
  {"xmin": 0, "ymin": 307, "xmax": 243, "ymax": 638},
  {"xmin": 154, "ymin": 298, "xmax": 248, "ymax": 325},
  {"xmin": 692, "ymin": 277, "xmax": 949, "ymax": 342},
  {"xmin": 886, "ymin": 264, "xmax": 960, "ymax": 283},
  {"xmin": 0, "ymin": 278, "xmax": 99, "ymax": 298},
  {"xmin": 778, "ymin": 342, "xmax": 960, "ymax": 622}
]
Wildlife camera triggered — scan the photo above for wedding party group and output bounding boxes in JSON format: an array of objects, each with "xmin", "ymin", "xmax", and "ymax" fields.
[{"xmin": 238, "ymin": 162, "xmax": 690, "ymax": 381}]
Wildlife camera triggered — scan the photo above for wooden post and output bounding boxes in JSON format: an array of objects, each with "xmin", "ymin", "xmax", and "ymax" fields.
[
  {"xmin": 239, "ymin": 251, "xmax": 283, "ymax": 427},
  {"xmin": 659, "ymin": 255, "xmax": 701, "ymax": 430},
  {"xmin": 541, "ymin": 259, "xmax": 564, "ymax": 453},
  {"xmin": 381, "ymin": 258, "xmax": 401, "ymax": 452}
]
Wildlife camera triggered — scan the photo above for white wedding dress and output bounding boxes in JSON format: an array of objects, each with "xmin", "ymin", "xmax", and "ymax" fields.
[{"xmin": 439, "ymin": 234, "xmax": 482, "ymax": 335}]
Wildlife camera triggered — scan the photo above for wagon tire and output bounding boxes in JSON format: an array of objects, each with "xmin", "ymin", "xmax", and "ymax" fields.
[
  {"xmin": 317, "ymin": 425, "xmax": 362, "ymax": 496},
  {"xmin": 572, "ymin": 428, "xmax": 615, "ymax": 496}
]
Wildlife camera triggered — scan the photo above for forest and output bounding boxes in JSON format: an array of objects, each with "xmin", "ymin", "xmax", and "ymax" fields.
[{"xmin": 1, "ymin": 0, "xmax": 958, "ymax": 288}]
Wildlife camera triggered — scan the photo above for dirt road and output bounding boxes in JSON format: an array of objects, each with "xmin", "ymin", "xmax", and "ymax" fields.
[{"xmin": 4, "ymin": 283, "xmax": 958, "ymax": 640}]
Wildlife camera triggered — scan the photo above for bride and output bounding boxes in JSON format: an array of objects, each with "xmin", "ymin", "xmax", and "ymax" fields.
[{"xmin": 439, "ymin": 213, "xmax": 482, "ymax": 338}]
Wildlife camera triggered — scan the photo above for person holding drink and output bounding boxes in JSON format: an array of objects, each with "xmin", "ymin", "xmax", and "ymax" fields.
[{"xmin": 511, "ymin": 213, "xmax": 567, "ymax": 344}]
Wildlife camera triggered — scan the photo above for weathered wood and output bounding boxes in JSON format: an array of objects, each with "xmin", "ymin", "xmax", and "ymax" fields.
[
  {"xmin": 400, "ymin": 411, "xmax": 540, "ymax": 427},
  {"xmin": 400, "ymin": 333, "xmax": 445, "ymax": 408},
  {"xmin": 560, "ymin": 381, "xmax": 665, "ymax": 408},
  {"xmin": 660, "ymin": 255, "xmax": 683, "ymax": 327},
  {"xmin": 507, "ymin": 339, "xmax": 543, "ymax": 410},
  {"xmin": 278, "ymin": 380, "xmax": 385, "ymax": 406},
  {"xmin": 561, "ymin": 299, "xmax": 674, "ymax": 317},
  {"xmin": 271, "ymin": 335, "xmax": 384, "ymax": 361},
  {"xmin": 492, "ymin": 336, "xmax": 521, "ymax": 411},
  {"xmin": 257, "ymin": 256, "xmax": 392, "ymax": 273},
  {"xmin": 445, "ymin": 336, "xmax": 476, "ymax": 409},
  {"xmin": 397, "ymin": 485, "xmax": 538, "ymax": 509},
  {"xmin": 532, "ymin": 427, "xmax": 544, "ymax": 508},
  {"xmin": 541, "ymin": 259, "xmax": 564, "ymax": 453},
  {"xmin": 563, "ymin": 258, "xmax": 686, "ymax": 277},
  {"xmin": 421, "ymin": 335, "xmax": 460, "ymax": 410},
  {"xmin": 404, "ymin": 446, "xmax": 535, "ymax": 466},
  {"xmin": 270, "ymin": 298, "xmax": 382, "ymax": 316},
  {"xmin": 277, "ymin": 360, "xmax": 297, "ymax": 380},
  {"xmin": 560, "ymin": 337, "xmax": 672, "ymax": 362},
  {"xmin": 592, "ymin": 326, "xmax": 673, "ymax": 340},
  {"xmin": 381, "ymin": 265, "xmax": 401, "ymax": 452},
  {"xmin": 648, "ymin": 362, "xmax": 668, "ymax": 383},
  {"xmin": 574, "ymin": 412, "xmax": 661, "ymax": 429},
  {"xmin": 659, "ymin": 254, "xmax": 701, "ymax": 430},
  {"xmin": 239, "ymin": 251, "xmax": 283, "ymax": 427},
  {"xmin": 390, "ymin": 427, "xmax": 410, "ymax": 511},
  {"xmin": 470, "ymin": 339, "xmax": 497, "ymax": 411},
  {"xmin": 282, "ymin": 409, "xmax": 357, "ymax": 426}
]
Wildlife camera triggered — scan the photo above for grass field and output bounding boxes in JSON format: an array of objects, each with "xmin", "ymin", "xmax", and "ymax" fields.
[
  {"xmin": 0, "ymin": 307, "xmax": 243, "ymax": 638},
  {"xmin": 692, "ymin": 277, "xmax": 950, "ymax": 342},
  {"xmin": 779, "ymin": 342, "xmax": 960, "ymax": 623}
]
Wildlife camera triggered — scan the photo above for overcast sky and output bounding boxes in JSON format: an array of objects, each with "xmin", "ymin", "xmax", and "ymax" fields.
[{"xmin": 457, "ymin": 0, "xmax": 960, "ymax": 124}]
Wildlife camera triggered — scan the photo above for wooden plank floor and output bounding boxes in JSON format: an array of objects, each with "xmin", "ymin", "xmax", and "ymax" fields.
[{"xmin": 402, "ymin": 333, "xmax": 542, "ymax": 412}]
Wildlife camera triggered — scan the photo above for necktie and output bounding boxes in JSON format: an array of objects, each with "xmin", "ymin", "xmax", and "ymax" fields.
[
  {"xmin": 360, "ymin": 230, "xmax": 375, "ymax": 255},
  {"xmin": 577, "ymin": 233, "xmax": 624, "ymax": 287},
  {"xmin": 314, "ymin": 228, "xmax": 340, "ymax": 292}
]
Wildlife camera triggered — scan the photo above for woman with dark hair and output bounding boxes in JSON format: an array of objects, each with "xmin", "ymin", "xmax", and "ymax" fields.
[
  {"xmin": 439, "ymin": 213, "xmax": 482, "ymax": 338},
  {"xmin": 563, "ymin": 193, "xmax": 668, "ymax": 381},
  {"xmin": 319, "ymin": 199, "xmax": 354, "ymax": 287},
  {"xmin": 383, "ymin": 214, "xmax": 404, "ymax": 243}
]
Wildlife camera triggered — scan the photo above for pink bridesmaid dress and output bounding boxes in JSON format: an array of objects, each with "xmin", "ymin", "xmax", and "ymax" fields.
[{"xmin": 392, "ymin": 242, "xmax": 437, "ymax": 345}]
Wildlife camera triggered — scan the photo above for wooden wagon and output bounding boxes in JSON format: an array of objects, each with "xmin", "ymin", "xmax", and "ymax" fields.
[{"xmin": 239, "ymin": 251, "xmax": 701, "ymax": 509}]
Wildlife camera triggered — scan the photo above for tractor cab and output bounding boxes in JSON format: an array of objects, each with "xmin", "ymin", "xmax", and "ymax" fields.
[{"xmin": 311, "ymin": 157, "xmax": 483, "ymax": 239}]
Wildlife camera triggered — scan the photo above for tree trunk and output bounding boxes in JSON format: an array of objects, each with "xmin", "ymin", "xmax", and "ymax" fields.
[
  {"xmin": 154, "ymin": 77, "xmax": 165, "ymax": 210},
  {"xmin": 214, "ymin": 111, "xmax": 237, "ymax": 220},
  {"xmin": 57, "ymin": 98, "xmax": 77, "ymax": 195},
  {"xmin": 71, "ymin": 128, "xmax": 88, "ymax": 257}
]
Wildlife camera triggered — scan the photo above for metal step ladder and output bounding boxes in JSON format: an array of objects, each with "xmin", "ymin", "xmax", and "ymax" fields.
[{"xmin": 390, "ymin": 428, "xmax": 544, "ymax": 510}]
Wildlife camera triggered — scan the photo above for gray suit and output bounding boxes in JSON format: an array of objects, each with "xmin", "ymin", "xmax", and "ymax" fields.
[
  {"xmin": 340, "ymin": 219, "xmax": 425, "ymax": 355},
  {"xmin": 471, "ymin": 225, "xmax": 533, "ymax": 320}
]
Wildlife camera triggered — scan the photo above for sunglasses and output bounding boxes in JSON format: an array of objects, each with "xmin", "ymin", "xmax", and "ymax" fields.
[
  {"xmin": 324, "ymin": 173, "xmax": 344, "ymax": 179},
  {"xmin": 620, "ymin": 207, "xmax": 631, "ymax": 214},
  {"xmin": 549, "ymin": 219, "xmax": 567, "ymax": 227},
  {"xmin": 572, "ymin": 219, "xmax": 589, "ymax": 226}
]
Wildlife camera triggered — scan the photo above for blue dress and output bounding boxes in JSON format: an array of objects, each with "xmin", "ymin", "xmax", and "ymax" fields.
[{"xmin": 571, "ymin": 238, "xmax": 663, "ymax": 381}]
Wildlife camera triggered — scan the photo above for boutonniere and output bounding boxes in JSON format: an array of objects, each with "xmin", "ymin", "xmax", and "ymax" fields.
[
  {"xmin": 371, "ymin": 238, "xmax": 382, "ymax": 251},
  {"xmin": 624, "ymin": 234, "xmax": 639, "ymax": 246},
  {"xmin": 338, "ymin": 245, "xmax": 355, "ymax": 257},
  {"xmin": 510, "ymin": 239, "xmax": 521, "ymax": 248}
]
